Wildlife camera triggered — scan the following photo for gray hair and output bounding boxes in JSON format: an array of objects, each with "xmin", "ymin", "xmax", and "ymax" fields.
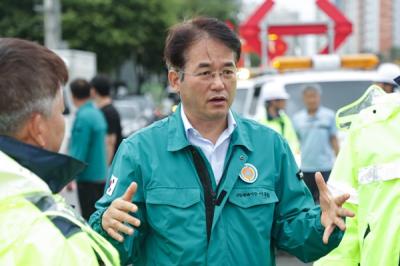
[
  {"xmin": 0, "ymin": 96, "xmax": 54, "ymax": 136},
  {"xmin": 0, "ymin": 38, "xmax": 68, "ymax": 137},
  {"xmin": 301, "ymin": 83, "xmax": 322, "ymax": 95}
]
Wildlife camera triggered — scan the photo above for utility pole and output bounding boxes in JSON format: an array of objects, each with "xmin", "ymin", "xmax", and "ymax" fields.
[{"xmin": 43, "ymin": 0, "xmax": 62, "ymax": 49}]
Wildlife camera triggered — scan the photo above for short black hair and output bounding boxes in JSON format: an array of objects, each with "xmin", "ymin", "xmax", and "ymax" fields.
[
  {"xmin": 91, "ymin": 74, "xmax": 112, "ymax": 96},
  {"xmin": 164, "ymin": 17, "xmax": 241, "ymax": 70},
  {"xmin": 70, "ymin": 78, "xmax": 91, "ymax": 99}
]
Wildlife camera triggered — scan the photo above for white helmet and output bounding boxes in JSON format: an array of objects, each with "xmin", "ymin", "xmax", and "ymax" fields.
[
  {"xmin": 261, "ymin": 81, "xmax": 290, "ymax": 101},
  {"xmin": 375, "ymin": 63, "xmax": 400, "ymax": 85}
]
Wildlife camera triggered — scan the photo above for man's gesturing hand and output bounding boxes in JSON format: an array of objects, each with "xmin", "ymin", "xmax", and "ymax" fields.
[
  {"xmin": 316, "ymin": 172, "xmax": 355, "ymax": 244},
  {"xmin": 102, "ymin": 182, "xmax": 141, "ymax": 242}
]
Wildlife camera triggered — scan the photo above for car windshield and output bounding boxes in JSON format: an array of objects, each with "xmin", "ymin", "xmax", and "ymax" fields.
[
  {"xmin": 114, "ymin": 95, "xmax": 155, "ymax": 137},
  {"xmin": 284, "ymin": 80, "xmax": 374, "ymax": 116},
  {"xmin": 114, "ymin": 96, "xmax": 154, "ymax": 119}
]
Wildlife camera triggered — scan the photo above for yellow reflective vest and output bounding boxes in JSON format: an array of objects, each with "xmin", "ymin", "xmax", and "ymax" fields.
[
  {"xmin": 0, "ymin": 149, "xmax": 120, "ymax": 266},
  {"xmin": 315, "ymin": 89, "xmax": 400, "ymax": 266},
  {"xmin": 259, "ymin": 111, "xmax": 300, "ymax": 155}
]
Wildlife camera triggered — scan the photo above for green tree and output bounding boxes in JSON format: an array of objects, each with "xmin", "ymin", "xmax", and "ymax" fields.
[
  {"xmin": 0, "ymin": 1, "xmax": 43, "ymax": 42},
  {"xmin": 0, "ymin": 0, "xmax": 241, "ymax": 79},
  {"xmin": 62, "ymin": 0, "xmax": 176, "ymax": 73},
  {"xmin": 174, "ymin": 0, "xmax": 241, "ymax": 23},
  {"xmin": 61, "ymin": 0, "xmax": 241, "ymax": 73}
]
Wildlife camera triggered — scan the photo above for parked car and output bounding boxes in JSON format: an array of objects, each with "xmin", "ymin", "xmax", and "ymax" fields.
[{"xmin": 114, "ymin": 95, "xmax": 156, "ymax": 138}]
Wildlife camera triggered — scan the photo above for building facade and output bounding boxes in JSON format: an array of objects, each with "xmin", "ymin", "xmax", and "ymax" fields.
[{"xmin": 334, "ymin": 0, "xmax": 400, "ymax": 58}]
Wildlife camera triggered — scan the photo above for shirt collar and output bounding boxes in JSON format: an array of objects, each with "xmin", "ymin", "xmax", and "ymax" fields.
[
  {"xmin": 180, "ymin": 104, "xmax": 237, "ymax": 140},
  {"xmin": 0, "ymin": 135, "xmax": 86, "ymax": 193},
  {"xmin": 167, "ymin": 104, "xmax": 253, "ymax": 152}
]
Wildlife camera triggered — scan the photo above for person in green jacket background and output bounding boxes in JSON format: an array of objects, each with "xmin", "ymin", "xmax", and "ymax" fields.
[
  {"xmin": 258, "ymin": 80, "xmax": 300, "ymax": 156},
  {"xmin": 69, "ymin": 78, "xmax": 108, "ymax": 220},
  {"xmin": 89, "ymin": 17, "xmax": 354, "ymax": 266},
  {"xmin": 315, "ymin": 83, "xmax": 400, "ymax": 266},
  {"xmin": 0, "ymin": 38, "xmax": 119, "ymax": 265}
]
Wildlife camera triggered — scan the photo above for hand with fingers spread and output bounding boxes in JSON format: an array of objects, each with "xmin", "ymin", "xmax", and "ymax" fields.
[
  {"xmin": 102, "ymin": 182, "xmax": 141, "ymax": 242},
  {"xmin": 316, "ymin": 172, "xmax": 355, "ymax": 244}
]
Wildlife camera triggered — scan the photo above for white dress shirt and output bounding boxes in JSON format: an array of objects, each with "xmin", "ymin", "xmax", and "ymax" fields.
[{"xmin": 181, "ymin": 105, "xmax": 237, "ymax": 184}]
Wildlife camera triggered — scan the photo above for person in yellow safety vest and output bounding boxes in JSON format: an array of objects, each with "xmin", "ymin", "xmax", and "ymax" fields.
[
  {"xmin": 258, "ymin": 81, "xmax": 300, "ymax": 155},
  {"xmin": 0, "ymin": 38, "xmax": 120, "ymax": 266},
  {"xmin": 374, "ymin": 63, "xmax": 400, "ymax": 93},
  {"xmin": 314, "ymin": 81, "xmax": 400, "ymax": 266}
]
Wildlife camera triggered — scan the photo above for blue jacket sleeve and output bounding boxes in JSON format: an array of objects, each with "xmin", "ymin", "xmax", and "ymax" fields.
[
  {"xmin": 272, "ymin": 138, "xmax": 344, "ymax": 263},
  {"xmin": 89, "ymin": 139, "xmax": 148, "ymax": 265}
]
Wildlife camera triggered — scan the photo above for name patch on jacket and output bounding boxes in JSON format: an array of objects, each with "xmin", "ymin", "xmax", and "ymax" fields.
[{"xmin": 235, "ymin": 191, "xmax": 270, "ymax": 198}]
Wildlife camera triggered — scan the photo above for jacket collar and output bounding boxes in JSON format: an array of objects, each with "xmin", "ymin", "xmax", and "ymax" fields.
[
  {"xmin": 78, "ymin": 100, "xmax": 94, "ymax": 110},
  {"xmin": 167, "ymin": 105, "xmax": 253, "ymax": 152},
  {"xmin": 0, "ymin": 135, "xmax": 86, "ymax": 193},
  {"xmin": 167, "ymin": 105, "xmax": 191, "ymax": 151},
  {"xmin": 230, "ymin": 112, "xmax": 254, "ymax": 152}
]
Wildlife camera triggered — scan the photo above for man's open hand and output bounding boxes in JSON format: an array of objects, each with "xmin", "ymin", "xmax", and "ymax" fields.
[
  {"xmin": 316, "ymin": 172, "xmax": 355, "ymax": 244},
  {"xmin": 102, "ymin": 182, "xmax": 141, "ymax": 242}
]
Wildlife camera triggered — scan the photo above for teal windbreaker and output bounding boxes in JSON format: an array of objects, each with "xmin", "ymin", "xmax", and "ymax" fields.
[{"xmin": 90, "ymin": 106, "xmax": 343, "ymax": 265}]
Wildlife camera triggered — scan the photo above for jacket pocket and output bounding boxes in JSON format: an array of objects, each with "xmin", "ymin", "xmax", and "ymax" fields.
[
  {"xmin": 145, "ymin": 187, "xmax": 204, "ymax": 263},
  {"xmin": 146, "ymin": 187, "xmax": 200, "ymax": 208},
  {"xmin": 145, "ymin": 187, "xmax": 202, "ymax": 233},
  {"xmin": 226, "ymin": 188, "xmax": 278, "ymax": 239},
  {"xmin": 224, "ymin": 188, "xmax": 278, "ymax": 262}
]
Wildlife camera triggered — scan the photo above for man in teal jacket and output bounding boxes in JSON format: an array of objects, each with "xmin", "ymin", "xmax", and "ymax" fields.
[
  {"xmin": 69, "ymin": 78, "xmax": 108, "ymax": 220},
  {"xmin": 90, "ymin": 17, "xmax": 354, "ymax": 265}
]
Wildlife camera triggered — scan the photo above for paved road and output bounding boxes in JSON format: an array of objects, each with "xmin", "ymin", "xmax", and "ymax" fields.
[{"xmin": 277, "ymin": 253, "xmax": 312, "ymax": 266}]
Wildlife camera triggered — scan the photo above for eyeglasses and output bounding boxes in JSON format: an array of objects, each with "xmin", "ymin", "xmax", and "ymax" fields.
[{"xmin": 179, "ymin": 67, "xmax": 237, "ymax": 82}]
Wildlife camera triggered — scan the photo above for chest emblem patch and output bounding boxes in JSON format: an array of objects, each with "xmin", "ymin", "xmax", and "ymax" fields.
[{"xmin": 239, "ymin": 163, "xmax": 258, "ymax": 183}]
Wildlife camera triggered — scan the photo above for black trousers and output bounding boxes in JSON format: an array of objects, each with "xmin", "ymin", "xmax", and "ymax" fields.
[
  {"xmin": 77, "ymin": 181, "xmax": 105, "ymax": 220},
  {"xmin": 302, "ymin": 171, "xmax": 331, "ymax": 203}
]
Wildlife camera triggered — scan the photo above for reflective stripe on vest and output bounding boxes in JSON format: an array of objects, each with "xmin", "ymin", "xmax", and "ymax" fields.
[
  {"xmin": 358, "ymin": 160, "xmax": 400, "ymax": 185},
  {"xmin": 25, "ymin": 194, "xmax": 108, "ymax": 265},
  {"xmin": 25, "ymin": 194, "xmax": 82, "ymax": 238},
  {"xmin": 328, "ymin": 180, "xmax": 359, "ymax": 204}
]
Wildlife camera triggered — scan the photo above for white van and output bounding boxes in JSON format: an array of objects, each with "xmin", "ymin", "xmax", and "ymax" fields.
[
  {"xmin": 234, "ymin": 55, "xmax": 379, "ymax": 121},
  {"xmin": 233, "ymin": 55, "xmax": 379, "ymax": 147},
  {"xmin": 236, "ymin": 70, "xmax": 377, "ymax": 120}
]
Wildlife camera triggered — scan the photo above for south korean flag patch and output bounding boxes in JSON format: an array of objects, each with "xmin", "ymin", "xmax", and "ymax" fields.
[{"xmin": 106, "ymin": 175, "xmax": 118, "ymax": 196}]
